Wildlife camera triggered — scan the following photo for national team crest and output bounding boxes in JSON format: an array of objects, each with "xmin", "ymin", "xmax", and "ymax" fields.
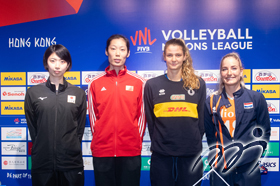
[
  {"xmin": 126, "ymin": 85, "xmax": 134, "ymax": 91},
  {"xmin": 67, "ymin": 95, "xmax": 76, "ymax": 104},
  {"xmin": 244, "ymin": 102, "xmax": 253, "ymax": 109}
]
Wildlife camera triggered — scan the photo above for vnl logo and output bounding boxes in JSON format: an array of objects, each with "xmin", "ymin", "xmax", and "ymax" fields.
[{"xmin": 130, "ymin": 27, "xmax": 157, "ymax": 54}]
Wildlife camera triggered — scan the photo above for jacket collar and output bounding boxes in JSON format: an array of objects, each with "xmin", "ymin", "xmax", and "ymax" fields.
[
  {"xmin": 46, "ymin": 77, "xmax": 68, "ymax": 93},
  {"xmin": 220, "ymin": 86, "xmax": 244, "ymax": 109},
  {"xmin": 232, "ymin": 86, "xmax": 244, "ymax": 98},
  {"xmin": 105, "ymin": 66, "xmax": 127, "ymax": 77}
]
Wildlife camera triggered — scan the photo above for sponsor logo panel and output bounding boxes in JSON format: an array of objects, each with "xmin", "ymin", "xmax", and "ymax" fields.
[
  {"xmin": 1, "ymin": 87, "xmax": 26, "ymax": 100},
  {"xmin": 141, "ymin": 157, "xmax": 151, "ymax": 170},
  {"xmin": 28, "ymin": 156, "xmax": 32, "ymax": 170},
  {"xmin": 206, "ymin": 84, "xmax": 219, "ymax": 98},
  {"xmin": 266, "ymin": 100, "xmax": 279, "ymax": 114},
  {"xmin": 28, "ymin": 129, "xmax": 31, "ymax": 141},
  {"xmin": 260, "ymin": 158, "xmax": 279, "ymax": 172},
  {"xmin": 202, "ymin": 157, "xmax": 211, "ymax": 171},
  {"xmin": 64, "ymin": 71, "xmax": 80, "ymax": 85},
  {"xmin": 252, "ymin": 85, "xmax": 280, "ymax": 98},
  {"xmin": 263, "ymin": 142, "xmax": 279, "ymax": 157},
  {"xmin": 243, "ymin": 69, "xmax": 251, "ymax": 83},
  {"xmin": 81, "ymin": 86, "xmax": 88, "ymax": 97},
  {"xmin": 81, "ymin": 71, "xmax": 103, "ymax": 85},
  {"xmin": 83, "ymin": 157, "xmax": 93, "ymax": 170},
  {"xmin": 1, "ymin": 102, "xmax": 25, "ymax": 115},
  {"xmin": 1, "ymin": 142, "xmax": 27, "ymax": 155},
  {"xmin": 202, "ymin": 134, "xmax": 207, "ymax": 142},
  {"xmin": 270, "ymin": 127, "xmax": 279, "ymax": 141},
  {"xmin": 201, "ymin": 142, "xmax": 209, "ymax": 156},
  {"xmin": 82, "ymin": 142, "xmax": 92, "ymax": 156},
  {"xmin": 196, "ymin": 70, "xmax": 220, "ymax": 84},
  {"xmin": 270, "ymin": 117, "xmax": 280, "ymax": 124},
  {"xmin": 143, "ymin": 127, "xmax": 150, "ymax": 141},
  {"xmin": 2, "ymin": 156, "xmax": 27, "ymax": 170},
  {"xmin": 1, "ymin": 72, "xmax": 26, "ymax": 86},
  {"xmin": 82, "ymin": 127, "xmax": 92, "ymax": 141},
  {"xmin": 13, "ymin": 117, "xmax": 27, "ymax": 124},
  {"xmin": 1, "ymin": 127, "xmax": 26, "ymax": 140},
  {"xmin": 141, "ymin": 142, "xmax": 151, "ymax": 156},
  {"xmin": 253, "ymin": 69, "xmax": 280, "ymax": 83},
  {"xmin": 245, "ymin": 84, "xmax": 251, "ymax": 90},
  {"xmin": 27, "ymin": 72, "xmax": 49, "ymax": 85},
  {"xmin": 137, "ymin": 70, "xmax": 164, "ymax": 80},
  {"xmin": 28, "ymin": 142, "xmax": 33, "ymax": 155}
]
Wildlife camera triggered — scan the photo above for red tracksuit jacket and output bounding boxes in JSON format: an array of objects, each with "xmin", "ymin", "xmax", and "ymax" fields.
[{"xmin": 88, "ymin": 66, "xmax": 146, "ymax": 157}]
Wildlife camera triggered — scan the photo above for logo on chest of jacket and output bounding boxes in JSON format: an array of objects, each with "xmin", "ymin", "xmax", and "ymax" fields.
[
  {"xmin": 170, "ymin": 94, "xmax": 185, "ymax": 100},
  {"xmin": 38, "ymin": 97, "xmax": 47, "ymax": 100},
  {"xmin": 101, "ymin": 87, "xmax": 106, "ymax": 91},
  {"xmin": 187, "ymin": 89, "xmax": 195, "ymax": 96},
  {"xmin": 67, "ymin": 95, "xmax": 76, "ymax": 104},
  {"xmin": 244, "ymin": 102, "xmax": 253, "ymax": 109},
  {"xmin": 126, "ymin": 85, "xmax": 134, "ymax": 91},
  {"xmin": 159, "ymin": 89, "xmax": 165, "ymax": 95}
]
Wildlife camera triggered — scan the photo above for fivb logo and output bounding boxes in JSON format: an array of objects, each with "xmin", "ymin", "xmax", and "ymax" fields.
[{"xmin": 130, "ymin": 27, "xmax": 157, "ymax": 54}]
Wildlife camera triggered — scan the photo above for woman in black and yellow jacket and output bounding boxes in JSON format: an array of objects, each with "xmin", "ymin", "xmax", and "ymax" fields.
[{"xmin": 144, "ymin": 38, "xmax": 206, "ymax": 186}]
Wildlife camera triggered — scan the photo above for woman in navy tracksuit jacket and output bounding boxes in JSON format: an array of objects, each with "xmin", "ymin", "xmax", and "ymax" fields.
[{"xmin": 204, "ymin": 52, "xmax": 270, "ymax": 186}]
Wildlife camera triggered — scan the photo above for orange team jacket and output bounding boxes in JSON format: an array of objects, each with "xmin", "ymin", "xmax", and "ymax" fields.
[{"xmin": 88, "ymin": 66, "xmax": 146, "ymax": 157}]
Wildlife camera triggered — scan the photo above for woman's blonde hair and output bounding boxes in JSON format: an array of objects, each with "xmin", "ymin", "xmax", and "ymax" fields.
[
  {"xmin": 217, "ymin": 52, "xmax": 245, "ymax": 95},
  {"xmin": 164, "ymin": 38, "xmax": 200, "ymax": 90}
]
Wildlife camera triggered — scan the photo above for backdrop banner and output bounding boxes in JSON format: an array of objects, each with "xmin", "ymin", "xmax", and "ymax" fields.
[{"xmin": 1, "ymin": 1, "xmax": 280, "ymax": 185}]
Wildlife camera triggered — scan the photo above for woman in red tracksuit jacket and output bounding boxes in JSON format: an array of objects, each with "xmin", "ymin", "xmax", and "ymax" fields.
[
  {"xmin": 87, "ymin": 34, "xmax": 146, "ymax": 186},
  {"xmin": 204, "ymin": 52, "xmax": 271, "ymax": 186}
]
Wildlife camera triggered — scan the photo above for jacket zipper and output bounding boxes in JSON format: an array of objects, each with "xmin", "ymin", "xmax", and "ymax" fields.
[
  {"xmin": 54, "ymin": 90, "xmax": 58, "ymax": 170},
  {"xmin": 114, "ymin": 79, "xmax": 118, "ymax": 157}
]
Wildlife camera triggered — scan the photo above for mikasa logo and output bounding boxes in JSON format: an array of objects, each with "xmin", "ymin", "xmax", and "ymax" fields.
[
  {"xmin": 4, "ymin": 76, "xmax": 22, "ymax": 81},
  {"xmin": 4, "ymin": 105, "xmax": 23, "ymax": 110}
]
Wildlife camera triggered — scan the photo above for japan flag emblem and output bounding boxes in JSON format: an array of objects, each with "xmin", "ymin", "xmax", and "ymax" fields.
[{"xmin": 68, "ymin": 95, "xmax": 76, "ymax": 104}]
